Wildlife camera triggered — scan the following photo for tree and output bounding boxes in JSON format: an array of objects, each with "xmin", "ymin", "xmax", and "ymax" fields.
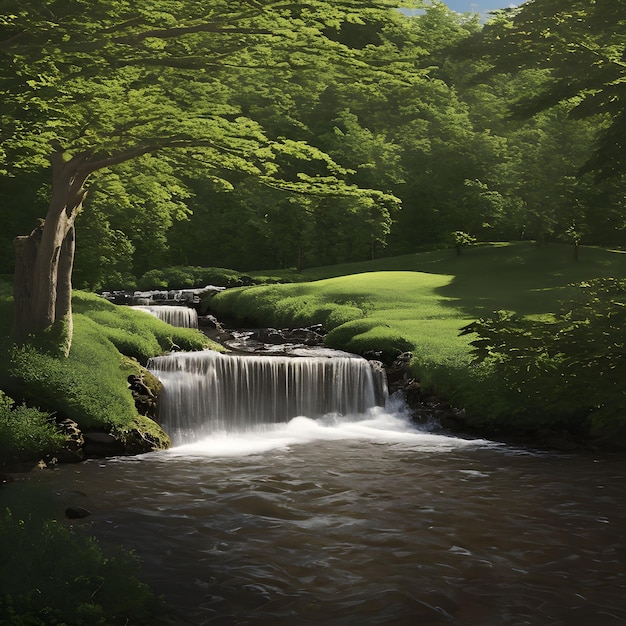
[
  {"xmin": 0, "ymin": 0, "xmax": 417, "ymax": 354},
  {"xmin": 469, "ymin": 0, "xmax": 626, "ymax": 180}
]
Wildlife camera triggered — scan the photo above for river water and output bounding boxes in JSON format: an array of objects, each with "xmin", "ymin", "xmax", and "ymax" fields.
[{"xmin": 23, "ymin": 406, "xmax": 626, "ymax": 626}]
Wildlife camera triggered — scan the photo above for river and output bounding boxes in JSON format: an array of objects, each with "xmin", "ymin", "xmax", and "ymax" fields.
[{"xmin": 23, "ymin": 406, "xmax": 626, "ymax": 625}]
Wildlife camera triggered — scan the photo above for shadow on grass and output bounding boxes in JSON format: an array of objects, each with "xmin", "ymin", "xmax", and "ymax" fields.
[{"xmin": 431, "ymin": 242, "xmax": 626, "ymax": 319}]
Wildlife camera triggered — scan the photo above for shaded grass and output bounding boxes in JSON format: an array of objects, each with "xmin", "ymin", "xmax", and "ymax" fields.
[{"xmin": 212, "ymin": 242, "xmax": 626, "ymax": 429}]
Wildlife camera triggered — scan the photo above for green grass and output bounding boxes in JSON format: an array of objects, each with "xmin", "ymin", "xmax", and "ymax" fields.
[
  {"xmin": 211, "ymin": 242, "xmax": 626, "ymax": 429},
  {"xmin": 0, "ymin": 286, "xmax": 222, "ymax": 441}
]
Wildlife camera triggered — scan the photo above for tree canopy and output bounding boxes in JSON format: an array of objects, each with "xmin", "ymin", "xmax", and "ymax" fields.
[
  {"xmin": 1, "ymin": 0, "xmax": 626, "ymax": 352},
  {"xmin": 470, "ymin": 0, "xmax": 626, "ymax": 180}
]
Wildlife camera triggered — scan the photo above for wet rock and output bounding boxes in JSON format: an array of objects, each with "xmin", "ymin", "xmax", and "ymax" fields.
[
  {"xmin": 385, "ymin": 351, "xmax": 414, "ymax": 395},
  {"xmin": 198, "ymin": 314, "xmax": 224, "ymax": 330},
  {"xmin": 111, "ymin": 416, "xmax": 171, "ymax": 454},
  {"xmin": 222, "ymin": 325, "xmax": 327, "ymax": 354},
  {"xmin": 83, "ymin": 431, "xmax": 125, "ymax": 458},
  {"xmin": 404, "ymin": 380, "xmax": 422, "ymax": 408},
  {"xmin": 65, "ymin": 506, "xmax": 91, "ymax": 520},
  {"xmin": 128, "ymin": 374, "xmax": 158, "ymax": 420}
]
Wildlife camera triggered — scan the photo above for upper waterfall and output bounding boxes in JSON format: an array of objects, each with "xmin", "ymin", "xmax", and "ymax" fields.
[
  {"xmin": 132, "ymin": 305, "xmax": 198, "ymax": 328},
  {"xmin": 148, "ymin": 350, "xmax": 388, "ymax": 445}
]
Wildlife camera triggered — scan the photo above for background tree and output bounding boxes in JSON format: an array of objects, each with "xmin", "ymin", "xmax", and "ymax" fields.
[{"xmin": 470, "ymin": 0, "xmax": 626, "ymax": 181}]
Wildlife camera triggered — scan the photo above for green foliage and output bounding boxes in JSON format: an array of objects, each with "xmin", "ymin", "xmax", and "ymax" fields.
[
  {"xmin": 0, "ymin": 391, "xmax": 64, "ymax": 465},
  {"xmin": 0, "ymin": 0, "xmax": 415, "ymax": 289},
  {"xmin": 0, "ymin": 509, "xmax": 158, "ymax": 625},
  {"xmin": 473, "ymin": 0, "xmax": 626, "ymax": 181},
  {"xmin": 450, "ymin": 230, "xmax": 477, "ymax": 254},
  {"xmin": 137, "ymin": 265, "xmax": 246, "ymax": 290},
  {"xmin": 2, "ymin": 335, "xmax": 137, "ymax": 432},
  {"xmin": 461, "ymin": 277, "xmax": 626, "ymax": 440}
]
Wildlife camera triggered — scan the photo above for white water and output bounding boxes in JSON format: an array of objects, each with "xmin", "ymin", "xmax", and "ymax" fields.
[
  {"xmin": 165, "ymin": 404, "xmax": 490, "ymax": 458},
  {"xmin": 148, "ymin": 350, "xmax": 390, "ymax": 445},
  {"xmin": 132, "ymin": 304, "xmax": 198, "ymax": 328}
]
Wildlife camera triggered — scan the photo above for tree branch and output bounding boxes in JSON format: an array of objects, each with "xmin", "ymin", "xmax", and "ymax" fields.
[
  {"xmin": 114, "ymin": 24, "xmax": 276, "ymax": 45},
  {"xmin": 77, "ymin": 138, "xmax": 254, "ymax": 178}
]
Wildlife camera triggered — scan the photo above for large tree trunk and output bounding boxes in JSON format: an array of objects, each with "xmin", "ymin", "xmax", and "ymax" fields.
[{"xmin": 13, "ymin": 151, "xmax": 87, "ymax": 356}]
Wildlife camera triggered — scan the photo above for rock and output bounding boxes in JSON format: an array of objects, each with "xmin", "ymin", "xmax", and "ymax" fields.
[
  {"xmin": 404, "ymin": 380, "xmax": 422, "ymax": 408},
  {"xmin": 385, "ymin": 351, "xmax": 414, "ymax": 395},
  {"xmin": 111, "ymin": 416, "xmax": 171, "ymax": 454},
  {"xmin": 55, "ymin": 418, "xmax": 85, "ymax": 463},
  {"xmin": 83, "ymin": 431, "xmax": 125, "ymax": 457},
  {"xmin": 65, "ymin": 506, "xmax": 91, "ymax": 519},
  {"xmin": 128, "ymin": 374, "xmax": 158, "ymax": 420}
]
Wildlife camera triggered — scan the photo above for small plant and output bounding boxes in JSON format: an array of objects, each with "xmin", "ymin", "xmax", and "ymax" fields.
[
  {"xmin": 0, "ymin": 509, "xmax": 159, "ymax": 624},
  {"xmin": 0, "ymin": 391, "xmax": 65, "ymax": 465},
  {"xmin": 450, "ymin": 231, "xmax": 477, "ymax": 256}
]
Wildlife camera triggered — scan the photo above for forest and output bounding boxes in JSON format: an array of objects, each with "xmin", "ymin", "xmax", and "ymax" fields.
[{"xmin": 2, "ymin": 0, "xmax": 624, "ymax": 293}]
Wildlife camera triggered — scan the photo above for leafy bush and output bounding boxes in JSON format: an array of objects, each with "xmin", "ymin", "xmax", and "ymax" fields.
[
  {"xmin": 460, "ymin": 278, "xmax": 626, "ymax": 441},
  {"xmin": 0, "ymin": 391, "xmax": 64, "ymax": 464},
  {"xmin": 0, "ymin": 509, "xmax": 158, "ymax": 625},
  {"xmin": 137, "ymin": 265, "xmax": 248, "ymax": 289}
]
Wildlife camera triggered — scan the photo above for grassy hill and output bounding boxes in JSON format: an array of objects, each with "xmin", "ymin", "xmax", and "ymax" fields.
[{"xmin": 209, "ymin": 242, "xmax": 626, "ymax": 441}]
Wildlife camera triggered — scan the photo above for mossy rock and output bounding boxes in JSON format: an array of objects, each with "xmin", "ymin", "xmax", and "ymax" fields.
[{"xmin": 111, "ymin": 415, "xmax": 171, "ymax": 454}]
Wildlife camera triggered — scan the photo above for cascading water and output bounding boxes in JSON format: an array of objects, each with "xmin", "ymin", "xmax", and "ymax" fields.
[
  {"xmin": 148, "ymin": 350, "xmax": 388, "ymax": 444},
  {"xmin": 132, "ymin": 305, "xmax": 198, "ymax": 328}
]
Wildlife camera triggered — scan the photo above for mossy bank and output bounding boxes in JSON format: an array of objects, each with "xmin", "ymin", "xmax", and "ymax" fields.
[{"xmin": 0, "ymin": 286, "xmax": 221, "ymax": 468}]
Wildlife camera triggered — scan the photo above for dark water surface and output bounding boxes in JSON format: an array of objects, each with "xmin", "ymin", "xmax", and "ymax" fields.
[{"xmin": 21, "ymin": 413, "xmax": 626, "ymax": 625}]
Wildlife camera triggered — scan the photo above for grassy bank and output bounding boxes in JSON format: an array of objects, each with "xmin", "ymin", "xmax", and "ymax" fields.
[
  {"xmin": 208, "ymin": 242, "xmax": 626, "ymax": 441},
  {"xmin": 0, "ymin": 284, "xmax": 221, "ymax": 465}
]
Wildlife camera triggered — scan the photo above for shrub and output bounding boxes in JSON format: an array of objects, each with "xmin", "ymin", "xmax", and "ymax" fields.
[
  {"xmin": 137, "ymin": 265, "xmax": 245, "ymax": 290},
  {"xmin": 0, "ymin": 391, "xmax": 64, "ymax": 465},
  {"xmin": 0, "ymin": 509, "xmax": 158, "ymax": 624},
  {"xmin": 460, "ymin": 278, "xmax": 626, "ymax": 441}
]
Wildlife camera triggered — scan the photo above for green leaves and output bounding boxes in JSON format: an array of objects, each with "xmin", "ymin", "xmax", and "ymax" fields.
[
  {"xmin": 473, "ymin": 0, "xmax": 626, "ymax": 180},
  {"xmin": 461, "ymin": 278, "xmax": 626, "ymax": 435}
]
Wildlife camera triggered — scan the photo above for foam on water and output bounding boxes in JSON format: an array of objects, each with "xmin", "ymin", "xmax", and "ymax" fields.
[{"xmin": 164, "ymin": 405, "xmax": 491, "ymax": 458}]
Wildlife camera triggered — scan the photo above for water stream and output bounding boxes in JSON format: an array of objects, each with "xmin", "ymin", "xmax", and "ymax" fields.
[
  {"xmin": 12, "ymin": 351, "xmax": 626, "ymax": 625},
  {"xmin": 132, "ymin": 305, "xmax": 199, "ymax": 328}
]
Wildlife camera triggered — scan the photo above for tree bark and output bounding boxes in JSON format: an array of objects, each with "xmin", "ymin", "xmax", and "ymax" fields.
[{"xmin": 13, "ymin": 150, "xmax": 87, "ymax": 355}]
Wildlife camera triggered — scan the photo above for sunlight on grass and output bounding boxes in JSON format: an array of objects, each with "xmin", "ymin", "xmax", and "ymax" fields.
[{"xmin": 212, "ymin": 242, "xmax": 626, "ymax": 420}]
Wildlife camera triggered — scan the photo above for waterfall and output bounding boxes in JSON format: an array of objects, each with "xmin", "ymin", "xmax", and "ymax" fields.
[
  {"xmin": 148, "ymin": 350, "xmax": 388, "ymax": 444},
  {"xmin": 132, "ymin": 305, "xmax": 198, "ymax": 328}
]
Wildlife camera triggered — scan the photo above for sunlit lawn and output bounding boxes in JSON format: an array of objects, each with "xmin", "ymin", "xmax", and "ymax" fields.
[{"xmin": 212, "ymin": 242, "xmax": 626, "ymax": 416}]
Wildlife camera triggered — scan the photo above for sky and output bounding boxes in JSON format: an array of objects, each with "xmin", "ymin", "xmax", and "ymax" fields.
[{"xmin": 442, "ymin": 1, "xmax": 521, "ymax": 22}]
